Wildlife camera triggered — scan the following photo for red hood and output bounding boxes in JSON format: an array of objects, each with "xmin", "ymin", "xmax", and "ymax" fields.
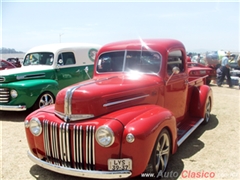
[{"xmin": 55, "ymin": 73, "xmax": 163, "ymax": 122}]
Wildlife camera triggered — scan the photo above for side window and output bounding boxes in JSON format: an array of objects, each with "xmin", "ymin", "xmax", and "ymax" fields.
[
  {"xmin": 57, "ymin": 52, "xmax": 76, "ymax": 66},
  {"xmin": 167, "ymin": 50, "xmax": 184, "ymax": 75}
]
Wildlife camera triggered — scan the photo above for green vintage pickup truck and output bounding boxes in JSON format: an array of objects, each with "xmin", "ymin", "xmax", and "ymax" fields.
[{"xmin": 0, "ymin": 43, "xmax": 101, "ymax": 111}]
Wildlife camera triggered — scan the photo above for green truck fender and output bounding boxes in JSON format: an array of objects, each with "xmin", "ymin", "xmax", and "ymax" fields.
[{"xmin": 4, "ymin": 79, "xmax": 59, "ymax": 109}]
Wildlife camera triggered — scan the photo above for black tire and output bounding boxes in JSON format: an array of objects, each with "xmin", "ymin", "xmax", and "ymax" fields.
[
  {"xmin": 206, "ymin": 79, "xmax": 211, "ymax": 85},
  {"xmin": 32, "ymin": 92, "xmax": 55, "ymax": 110},
  {"xmin": 145, "ymin": 128, "xmax": 171, "ymax": 178},
  {"xmin": 202, "ymin": 97, "xmax": 211, "ymax": 124}
]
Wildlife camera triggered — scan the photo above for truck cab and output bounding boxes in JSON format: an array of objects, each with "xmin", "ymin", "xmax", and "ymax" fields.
[{"xmin": 24, "ymin": 39, "xmax": 213, "ymax": 179}]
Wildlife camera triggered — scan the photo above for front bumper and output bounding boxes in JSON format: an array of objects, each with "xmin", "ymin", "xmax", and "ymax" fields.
[
  {"xmin": 0, "ymin": 104, "xmax": 26, "ymax": 111},
  {"xmin": 28, "ymin": 151, "xmax": 132, "ymax": 179}
]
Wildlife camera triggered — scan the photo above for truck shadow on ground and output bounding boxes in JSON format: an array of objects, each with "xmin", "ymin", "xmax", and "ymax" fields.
[
  {"xmin": 28, "ymin": 114, "xmax": 218, "ymax": 180},
  {"xmin": 0, "ymin": 109, "xmax": 32, "ymax": 122}
]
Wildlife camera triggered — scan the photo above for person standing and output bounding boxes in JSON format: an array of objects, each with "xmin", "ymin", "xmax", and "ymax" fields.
[
  {"xmin": 196, "ymin": 54, "xmax": 201, "ymax": 63},
  {"xmin": 217, "ymin": 55, "xmax": 232, "ymax": 87}
]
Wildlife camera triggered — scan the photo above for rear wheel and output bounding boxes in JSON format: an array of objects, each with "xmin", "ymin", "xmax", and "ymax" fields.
[
  {"xmin": 145, "ymin": 128, "xmax": 171, "ymax": 178},
  {"xmin": 202, "ymin": 97, "xmax": 211, "ymax": 124},
  {"xmin": 32, "ymin": 92, "xmax": 55, "ymax": 110}
]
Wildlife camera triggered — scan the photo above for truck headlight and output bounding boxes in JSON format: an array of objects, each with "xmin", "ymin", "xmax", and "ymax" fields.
[
  {"xmin": 29, "ymin": 118, "xmax": 42, "ymax": 136},
  {"xmin": 95, "ymin": 125, "xmax": 115, "ymax": 147},
  {"xmin": 10, "ymin": 89, "xmax": 18, "ymax": 98}
]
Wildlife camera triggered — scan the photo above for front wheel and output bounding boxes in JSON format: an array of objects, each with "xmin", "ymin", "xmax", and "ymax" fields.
[
  {"xmin": 32, "ymin": 92, "xmax": 55, "ymax": 110},
  {"xmin": 145, "ymin": 128, "xmax": 171, "ymax": 178}
]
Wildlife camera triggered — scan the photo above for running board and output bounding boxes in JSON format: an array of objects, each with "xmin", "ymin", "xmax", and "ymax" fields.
[{"xmin": 177, "ymin": 118, "xmax": 204, "ymax": 146}]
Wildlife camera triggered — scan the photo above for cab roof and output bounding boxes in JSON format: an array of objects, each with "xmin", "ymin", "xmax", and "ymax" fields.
[
  {"xmin": 98, "ymin": 39, "xmax": 185, "ymax": 53},
  {"xmin": 26, "ymin": 43, "xmax": 102, "ymax": 54}
]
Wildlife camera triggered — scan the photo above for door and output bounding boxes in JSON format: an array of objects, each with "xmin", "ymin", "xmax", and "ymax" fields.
[
  {"xmin": 164, "ymin": 50, "xmax": 188, "ymax": 122},
  {"xmin": 56, "ymin": 52, "xmax": 90, "ymax": 89}
]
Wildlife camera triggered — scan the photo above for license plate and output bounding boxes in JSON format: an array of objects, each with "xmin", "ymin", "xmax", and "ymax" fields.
[
  {"xmin": 200, "ymin": 70, "xmax": 206, "ymax": 74},
  {"xmin": 108, "ymin": 158, "xmax": 132, "ymax": 171}
]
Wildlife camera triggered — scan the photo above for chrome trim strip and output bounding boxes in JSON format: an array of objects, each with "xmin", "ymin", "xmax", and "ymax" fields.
[
  {"xmin": 63, "ymin": 77, "xmax": 117, "ymax": 121},
  {"xmin": 103, "ymin": 94, "xmax": 150, "ymax": 107},
  {"xmin": 28, "ymin": 150, "xmax": 132, "ymax": 179},
  {"xmin": 0, "ymin": 105, "xmax": 27, "ymax": 111},
  {"xmin": 16, "ymin": 73, "xmax": 45, "ymax": 80},
  {"xmin": 0, "ymin": 77, "xmax": 6, "ymax": 82},
  {"xmin": 55, "ymin": 110, "xmax": 94, "ymax": 121},
  {"xmin": 177, "ymin": 118, "xmax": 204, "ymax": 146}
]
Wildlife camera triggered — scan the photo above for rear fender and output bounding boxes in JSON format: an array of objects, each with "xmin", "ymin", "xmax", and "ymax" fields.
[
  {"xmin": 189, "ymin": 85, "xmax": 213, "ymax": 117},
  {"xmin": 118, "ymin": 105, "xmax": 177, "ymax": 177}
]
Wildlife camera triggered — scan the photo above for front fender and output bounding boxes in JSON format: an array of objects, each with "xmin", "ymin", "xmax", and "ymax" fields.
[
  {"xmin": 189, "ymin": 85, "xmax": 213, "ymax": 117},
  {"xmin": 4, "ymin": 79, "xmax": 59, "ymax": 108},
  {"xmin": 105, "ymin": 105, "xmax": 177, "ymax": 177}
]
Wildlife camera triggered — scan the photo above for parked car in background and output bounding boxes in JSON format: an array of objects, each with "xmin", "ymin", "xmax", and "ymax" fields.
[
  {"xmin": 6, "ymin": 57, "xmax": 22, "ymax": 67},
  {"xmin": 0, "ymin": 59, "xmax": 16, "ymax": 70},
  {"xmin": 0, "ymin": 43, "xmax": 101, "ymax": 111},
  {"xmin": 24, "ymin": 39, "xmax": 212, "ymax": 179},
  {"xmin": 187, "ymin": 62, "xmax": 216, "ymax": 85}
]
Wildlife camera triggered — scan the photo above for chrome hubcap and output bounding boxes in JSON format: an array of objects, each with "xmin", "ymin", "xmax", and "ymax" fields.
[
  {"xmin": 205, "ymin": 100, "xmax": 210, "ymax": 123},
  {"xmin": 155, "ymin": 133, "xmax": 170, "ymax": 172},
  {"xmin": 39, "ymin": 94, "xmax": 54, "ymax": 108}
]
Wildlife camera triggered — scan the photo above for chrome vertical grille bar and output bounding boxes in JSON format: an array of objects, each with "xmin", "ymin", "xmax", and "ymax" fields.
[
  {"xmin": 54, "ymin": 123, "xmax": 60, "ymax": 165},
  {"xmin": 79, "ymin": 126, "xmax": 83, "ymax": 169},
  {"xmin": 86, "ymin": 126, "xmax": 89, "ymax": 169},
  {"xmin": 59, "ymin": 123, "xmax": 64, "ymax": 165},
  {"xmin": 50, "ymin": 122, "xmax": 56, "ymax": 164},
  {"xmin": 73, "ymin": 125, "xmax": 79, "ymax": 169},
  {"xmin": 62, "ymin": 123, "xmax": 67, "ymax": 166},
  {"xmin": 43, "ymin": 120, "xmax": 51, "ymax": 161},
  {"xmin": 65, "ymin": 123, "xmax": 71, "ymax": 167},
  {"xmin": 53, "ymin": 122, "xmax": 60, "ymax": 165},
  {"xmin": 88, "ymin": 126, "xmax": 92, "ymax": 170},
  {"xmin": 92, "ymin": 126, "xmax": 95, "ymax": 170}
]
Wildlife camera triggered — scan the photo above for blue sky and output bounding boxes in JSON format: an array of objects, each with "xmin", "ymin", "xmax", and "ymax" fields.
[{"xmin": 1, "ymin": 1, "xmax": 239, "ymax": 53}]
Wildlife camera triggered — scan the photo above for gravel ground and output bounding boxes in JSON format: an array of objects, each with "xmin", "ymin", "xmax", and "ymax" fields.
[{"xmin": 0, "ymin": 83, "xmax": 239, "ymax": 180}]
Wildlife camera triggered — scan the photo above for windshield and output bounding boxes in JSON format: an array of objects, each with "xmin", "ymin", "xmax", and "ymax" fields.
[
  {"xmin": 97, "ymin": 50, "xmax": 161, "ymax": 74},
  {"xmin": 23, "ymin": 52, "xmax": 54, "ymax": 66}
]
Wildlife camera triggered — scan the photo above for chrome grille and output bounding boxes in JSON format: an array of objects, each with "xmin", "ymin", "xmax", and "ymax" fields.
[
  {"xmin": 0, "ymin": 88, "xmax": 10, "ymax": 103},
  {"xmin": 43, "ymin": 120, "xmax": 95, "ymax": 170}
]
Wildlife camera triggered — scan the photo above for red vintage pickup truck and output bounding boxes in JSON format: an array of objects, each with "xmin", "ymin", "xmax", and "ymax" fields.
[{"xmin": 24, "ymin": 39, "xmax": 213, "ymax": 179}]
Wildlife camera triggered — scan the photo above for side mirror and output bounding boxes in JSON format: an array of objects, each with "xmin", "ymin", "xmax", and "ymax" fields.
[
  {"xmin": 84, "ymin": 66, "xmax": 92, "ymax": 79},
  {"xmin": 172, "ymin": 66, "xmax": 180, "ymax": 74},
  {"xmin": 166, "ymin": 66, "xmax": 180, "ymax": 85}
]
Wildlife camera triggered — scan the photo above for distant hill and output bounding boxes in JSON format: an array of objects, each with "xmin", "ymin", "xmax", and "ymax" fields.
[{"xmin": 0, "ymin": 47, "xmax": 24, "ymax": 54}]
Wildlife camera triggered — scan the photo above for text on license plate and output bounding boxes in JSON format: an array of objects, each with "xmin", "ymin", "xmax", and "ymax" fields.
[
  {"xmin": 200, "ymin": 70, "xmax": 206, "ymax": 74},
  {"xmin": 108, "ymin": 158, "xmax": 132, "ymax": 170}
]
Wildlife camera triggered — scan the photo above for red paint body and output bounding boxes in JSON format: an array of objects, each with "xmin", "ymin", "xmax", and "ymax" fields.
[{"xmin": 25, "ymin": 39, "xmax": 213, "ymax": 178}]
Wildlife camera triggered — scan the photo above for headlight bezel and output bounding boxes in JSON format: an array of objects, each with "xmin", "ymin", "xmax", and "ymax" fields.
[
  {"xmin": 29, "ymin": 117, "xmax": 42, "ymax": 136},
  {"xmin": 95, "ymin": 125, "xmax": 115, "ymax": 147}
]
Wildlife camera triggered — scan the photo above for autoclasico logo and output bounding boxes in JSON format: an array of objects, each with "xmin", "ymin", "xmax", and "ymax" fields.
[{"xmin": 156, "ymin": 170, "xmax": 215, "ymax": 178}]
